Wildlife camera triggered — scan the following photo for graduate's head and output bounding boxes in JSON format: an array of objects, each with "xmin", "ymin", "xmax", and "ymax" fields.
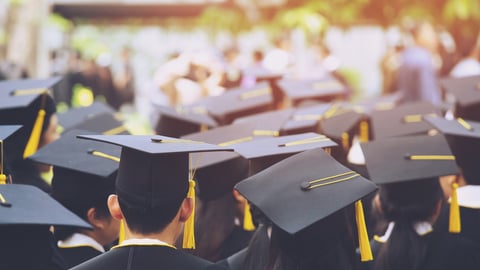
[
  {"xmin": 28, "ymin": 130, "xmax": 121, "ymax": 244},
  {"xmin": 77, "ymin": 134, "xmax": 231, "ymax": 240}
]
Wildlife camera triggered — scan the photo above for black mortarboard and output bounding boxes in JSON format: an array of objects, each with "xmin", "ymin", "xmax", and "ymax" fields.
[
  {"xmin": 153, "ymin": 104, "xmax": 217, "ymax": 138},
  {"xmin": 0, "ymin": 184, "xmax": 91, "ymax": 228},
  {"xmin": 0, "ymin": 78, "xmax": 59, "ymax": 160},
  {"xmin": 57, "ymin": 101, "xmax": 115, "ymax": 133},
  {"xmin": 0, "ymin": 125, "xmax": 21, "ymax": 142},
  {"xmin": 278, "ymin": 77, "xmax": 348, "ymax": 107},
  {"xmin": 200, "ymin": 82, "xmax": 274, "ymax": 125},
  {"xmin": 181, "ymin": 122, "xmax": 265, "ymax": 201},
  {"xmin": 28, "ymin": 129, "xmax": 120, "ymax": 204},
  {"xmin": 370, "ymin": 101, "xmax": 439, "ymax": 140},
  {"xmin": 235, "ymin": 148, "xmax": 377, "ymax": 261},
  {"xmin": 440, "ymin": 75, "xmax": 480, "ymax": 121},
  {"xmin": 424, "ymin": 116, "xmax": 480, "ymax": 185},
  {"xmin": 361, "ymin": 134, "xmax": 458, "ymax": 184},
  {"xmin": 232, "ymin": 108, "xmax": 295, "ymax": 137},
  {"xmin": 65, "ymin": 113, "xmax": 129, "ymax": 135},
  {"xmin": 76, "ymin": 134, "xmax": 233, "ymax": 209},
  {"xmin": 281, "ymin": 103, "xmax": 330, "ymax": 135},
  {"xmin": 231, "ymin": 132, "xmax": 337, "ymax": 175}
]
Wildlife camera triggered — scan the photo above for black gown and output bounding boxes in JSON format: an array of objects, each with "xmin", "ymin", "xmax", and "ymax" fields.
[
  {"xmin": 362, "ymin": 230, "xmax": 480, "ymax": 270},
  {"xmin": 72, "ymin": 245, "xmax": 226, "ymax": 270},
  {"xmin": 219, "ymin": 226, "xmax": 254, "ymax": 261},
  {"xmin": 435, "ymin": 199, "xmax": 480, "ymax": 245},
  {"xmin": 216, "ymin": 248, "xmax": 247, "ymax": 270},
  {"xmin": 59, "ymin": 246, "xmax": 101, "ymax": 268}
]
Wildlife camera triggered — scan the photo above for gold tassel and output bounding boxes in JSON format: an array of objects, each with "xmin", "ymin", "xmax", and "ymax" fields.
[
  {"xmin": 355, "ymin": 200, "xmax": 373, "ymax": 262},
  {"xmin": 0, "ymin": 140, "xmax": 5, "ymax": 184},
  {"xmin": 23, "ymin": 109, "xmax": 46, "ymax": 158},
  {"xmin": 243, "ymin": 202, "xmax": 256, "ymax": 231},
  {"xmin": 449, "ymin": 183, "xmax": 461, "ymax": 233},
  {"xmin": 182, "ymin": 180, "xmax": 196, "ymax": 249},
  {"xmin": 118, "ymin": 220, "xmax": 126, "ymax": 243},
  {"xmin": 359, "ymin": 120, "xmax": 369, "ymax": 143},
  {"xmin": 341, "ymin": 132, "xmax": 350, "ymax": 152}
]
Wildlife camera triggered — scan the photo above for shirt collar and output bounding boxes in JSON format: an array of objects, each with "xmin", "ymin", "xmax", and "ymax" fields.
[
  {"xmin": 455, "ymin": 185, "xmax": 480, "ymax": 209},
  {"xmin": 58, "ymin": 233, "xmax": 105, "ymax": 252},
  {"xmin": 374, "ymin": 221, "xmax": 433, "ymax": 243}
]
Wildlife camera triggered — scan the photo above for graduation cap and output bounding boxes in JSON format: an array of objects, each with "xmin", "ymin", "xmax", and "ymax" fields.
[
  {"xmin": 0, "ymin": 184, "xmax": 91, "ymax": 228},
  {"xmin": 232, "ymin": 108, "xmax": 295, "ymax": 137},
  {"xmin": 57, "ymin": 101, "xmax": 115, "ymax": 133},
  {"xmin": 77, "ymin": 134, "xmax": 233, "ymax": 249},
  {"xmin": 440, "ymin": 75, "xmax": 480, "ymax": 121},
  {"xmin": 361, "ymin": 134, "xmax": 458, "ymax": 184},
  {"xmin": 277, "ymin": 77, "xmax": 348, "ymax": 107},
  {"xmin": 200, "ymin": 82, "xmax": 274, "ymax": 125},
  {"xmin": 370, "ymin": 101, "xmax": 439, "ymax": 140},
  {"xmin": 28, "ymin": 129, "xmax": 120, "ymax": 209},
  {"xmin": 153, "ymin": 104, "xmax": 218, "ymax": 138},
  {"xmin": 361, "ymin": 134, "xmax": 461, "ymax": 233},
  {"xmin": 281, "ymin": 103, "xmax": 330, "ymax": 135},
  {"xmin": 64, "ymin": 113, "xmax": 129, "ymax": 135},
  {"xmin": 0, "ymin": 77, "xmax": 60, "ymax": 159},
  {"xmin": 235, "ymin": 148, "xmax": 377, "ymax": 261},
  {"xmin": 230, "ymin": 132, "xmax": 337, "ymax": 175},
  {"xmin": 0, "ymin": 125, "xmax": 22, "ymax": 183}
]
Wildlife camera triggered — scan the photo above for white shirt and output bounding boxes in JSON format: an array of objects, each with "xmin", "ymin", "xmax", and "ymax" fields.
[
  {"xmin": 455, "ymin": 185, "xmax": 480, "ymax": 209},
  {"xmin": 57, "ymin": 233, "xmax": 105, "ymax": 252},
  {"xmin": 375, "ymin": 221, "xmax": 433, "ymax": 243}
]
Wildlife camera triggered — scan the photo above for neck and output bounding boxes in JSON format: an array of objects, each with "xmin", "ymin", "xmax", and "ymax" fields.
[{"xmin": 123, "ymin": 220, "xmax": 182, "ymax": 246}]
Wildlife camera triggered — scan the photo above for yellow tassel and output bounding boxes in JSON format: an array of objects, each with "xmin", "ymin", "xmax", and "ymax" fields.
[
  {"xmin": 23, "ymin": 109, "xmax": 46, "ymax": 158},
  {"xmin": 1, "ymin": 140, "xmax": 6, "ymax": 184},
  {"xmin": 0, "ymin": 174, "xmax": 6, "ymax": 185},
  {"xmin": 449, "ymin": 183, "xmax": 461, "ymax": 233},
  {"xmin": 243, "ymin": 202, "xmax": 256, "ymax": 231},
  {"xmin": 183, "ymin": 180, "xmax": 196, "ymax": 249},
  {"xmin": 118, "ymin": 220, "xmax": 126, "ymax": 243},
  {"xmin": 355, "ymin": 200, "xmax": 373, "ymax": 262},
  {"xmin": 341, "ymin": 132, "xmax": 350, "ymax": 152},
  {"xmin": 359, "ymin": 120, "xmax": 369, "ymax": 143}
]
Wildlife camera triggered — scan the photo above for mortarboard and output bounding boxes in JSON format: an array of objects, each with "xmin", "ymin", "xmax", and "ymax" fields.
[
  {"xmin": 57, "ymin": 101, "xmax": 115, "ymax": 133},
  {"xmin": 28, "ymin": 129, "xmax": 120, "ymax": 204},
  {"xmin": 0, "ymin": 184, "xmax": 91, "ymax": 228},
  {"xmin": 230, "ymin": 132, "xmax": 337, "ymax": 175},
  {"xmin": 64, "ymin": 113, "xmax": 130, "ymax": 135},
  {"xmin": 77, "ymin": 134, "xmax": 233, "ymax": 249},
  {"xmin": 277, "ymin": 77, "xmax": 349, "ymax": 107},
  {"xmin": 153, "ymin": 104, "xmax": 218, "ymax": 138},
  {"xmin": 281, "ymin": 103, "xmax": 330, "ymax": 135},
  {"xmin": 0, "ymin": 125, "xmax": 22, "ymax": 182},
  {"xmin": 181, "ymin": 122, "xmax": 269, "ymax": 201},
  {"xmin": 235, "ymin": 148, "xmax": 377, "ymax": 261},
  {"xmin": 370, "ymin": 101, "xmax": 439, "ymax": 140},
  {"xmin": 440, "ymin": 75, "xmax": 480, "ymax": 121},
  {"xmin": 200, "ymin": 82, "xmax": 274, "ymax": 125},
  {"xmin": 0, "ymin": 77, "xmax": 60, "ymax": 159},
  {"xmin": 232, "ymin": 108, "xmax": 295, "ymax": 137},
  {"xmin": 361, "ymin": 134, "xmax": 458, "ymax": 185}
]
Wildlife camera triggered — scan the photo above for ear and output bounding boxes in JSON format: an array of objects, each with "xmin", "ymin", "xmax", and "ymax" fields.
[
  {"xmin": 232, "ymin": 189, "xmax": 246, "ymax": 204},
  {"xmin": 108, "ymin": 195, "xmax": 124, "ymax": 221},
  {"xmin": 86, "ymin": 208, "xmax": 106, "ymax": 230},
  {"xmin": 178, "ymin": 197, "xmax": 193, "ymax": 223}
]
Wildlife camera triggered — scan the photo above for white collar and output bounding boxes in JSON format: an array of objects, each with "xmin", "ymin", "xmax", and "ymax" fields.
[
  {"xmin": 115, "ymin": 238, "xmax": 176, "ymax": 250},
  {"xmin": 347, "ymin": 136, "xmax": 366, "ymax": 165},
  {"xmin": 455, "ymin": 185, "xmax": 480, "ymax": 209},
  {"xmin": 58, "ymin": 233, "xmax": 105, "ymax": 252},
  {"xmin": 375, "ymin": 221, "xmax": 433, "ymax": 243}
]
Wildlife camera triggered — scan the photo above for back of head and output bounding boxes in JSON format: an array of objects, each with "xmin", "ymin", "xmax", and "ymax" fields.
[{"xmin": 375, "ymin": 178, "xmax": 443, "ymax": 270}]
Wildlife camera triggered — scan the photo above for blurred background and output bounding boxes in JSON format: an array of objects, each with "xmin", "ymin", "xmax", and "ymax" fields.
[{"xmin": 1, "ymin": 0, "xmax": 479, "ymax": 132}]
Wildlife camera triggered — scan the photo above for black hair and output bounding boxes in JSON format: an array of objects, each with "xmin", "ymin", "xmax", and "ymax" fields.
[
  {"xmin": 53, "ymin": 170, "xmax": 116, "ymax": 241},
  {"xmin": 448, "ymin": 137, "xmax": 480, "ymax": 185},
  {"xmin": 373, "ymin": 178, "xmax": 443, "ymax": 270},
  {"xmin": 118, "ymin": 194, "xmax": 184, "ymax": 235}
]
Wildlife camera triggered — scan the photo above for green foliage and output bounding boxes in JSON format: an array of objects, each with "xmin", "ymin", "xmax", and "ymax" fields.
[
  {"xmin": 47, "ymin": 13, "xmax": 73, "ymax": 32},
  {"xmin": 273, "ymin": 7, "xmax": 329, "ymax": 37},
  {"xmin": 196, "ymin": 6, "xmax": 251, "ymax": 36},
  {"xmin": 71, "ymin": 26, "xmax": 110, "ymax": 59}
]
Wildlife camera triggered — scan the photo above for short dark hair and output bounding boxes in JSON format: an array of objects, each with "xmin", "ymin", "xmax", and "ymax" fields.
[{"xmin": 118, "ymin": 195, "xmax": 184, "ymax": 235}]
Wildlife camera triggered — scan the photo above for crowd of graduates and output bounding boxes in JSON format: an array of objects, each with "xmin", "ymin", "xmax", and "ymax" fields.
[{"xmin": 1, "ymin": 20, "xmax": 480, "ymax": 270}]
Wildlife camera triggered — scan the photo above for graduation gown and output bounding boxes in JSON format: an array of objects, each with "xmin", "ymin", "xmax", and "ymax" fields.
[
  {"xmin": 57, "ymin": 233, "xmax": 104, "ymax": 268},
  {"xmin": 434, "ymin": 185, "xmax": 480, "ymax": 245},
  {"xmin": 219, "ymin": 226, "xmax": 254, "ymax": 261},
  {"xmin": 363, "ymin": 227, "xmax": 480, "ymax": 270},
  {"xmin": 216, "ymin": 248, "xmax": 247, "ymax": 270},
  {"xmin": 72, "ymin": 242, "xmax": 226, "ymax": 270}
]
